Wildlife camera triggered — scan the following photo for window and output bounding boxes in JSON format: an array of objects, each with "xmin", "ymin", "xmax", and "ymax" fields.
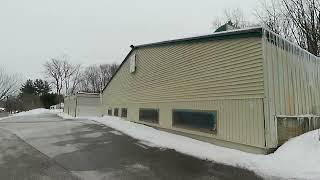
[
  {"xmin": 139, "ymin": 108, "xmax": 159, "ymax": 123},
  {"xmin": 121, "ymin": 108, "xmax": 127, "ymax": 118},
  {"xmin": 114, "ymin": 108, "xmax": 119, "ymax": 116},
  {"xmin": 107, "ymin": 108, "xmax": 112, "ymax": 116},
  {"xmin": 173, "ymin": 109, "xmax": 217, "ymax": 132}
]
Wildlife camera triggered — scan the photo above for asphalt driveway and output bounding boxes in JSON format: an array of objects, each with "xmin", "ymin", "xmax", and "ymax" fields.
[{"xmin": 0, "ymin": 113, "xmax": 262, "ymax": 180}]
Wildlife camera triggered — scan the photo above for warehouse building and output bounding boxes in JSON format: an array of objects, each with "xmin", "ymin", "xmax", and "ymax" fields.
[
  {"xmin": 101, "ymin": 27, "xmax": 320, "ymax": 154},
  {"xmin": 64, "ymin": 92, "xmax": 101, "ymax": 117}
]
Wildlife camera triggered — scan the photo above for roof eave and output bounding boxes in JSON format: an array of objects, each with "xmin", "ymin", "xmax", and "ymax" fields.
[
  {"xmin": 101, "ymin": 48, "xmax": 135, "ymax": 92},
  {"xmin": 135, "ymin": 27, "xmax": 263, "ymax": 49}
]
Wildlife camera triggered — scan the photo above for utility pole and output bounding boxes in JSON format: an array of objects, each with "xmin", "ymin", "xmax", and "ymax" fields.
[{"xmin": 6, "ymin": 96, "xmax": 9, "ymax": 114}]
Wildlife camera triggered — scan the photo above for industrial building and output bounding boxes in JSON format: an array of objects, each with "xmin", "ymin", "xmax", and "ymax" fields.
[
  {"xmin": 99, "ymin": 27, "xmax": 320, "ymax": 154},
  {"xmin": 64, "ymin": 92, "xmax": 101, "ymax": 117}
]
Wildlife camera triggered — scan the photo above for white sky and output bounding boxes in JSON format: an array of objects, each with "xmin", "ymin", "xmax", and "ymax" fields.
[{"xmin": 0, "ymin": 0, "xmax": 260, "ymax": 80}]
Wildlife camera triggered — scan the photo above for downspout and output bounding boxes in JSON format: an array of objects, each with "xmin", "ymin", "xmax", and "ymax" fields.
[
  {"xmin": 261, "ymin": 28, "xmax": 272, "ymax": 148},
  {"xmin": 100, "ymin": 77, "xmax": 103, "ymax": 117}
]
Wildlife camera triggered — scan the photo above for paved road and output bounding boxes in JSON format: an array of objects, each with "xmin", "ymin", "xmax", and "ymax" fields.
[
  {"xmin": 0, "ymin": 113, "xmax": 262, "ymax": 180},
  {"xmin": 0, "ymin": 112, "xmax": 8, "ymax": 118}
]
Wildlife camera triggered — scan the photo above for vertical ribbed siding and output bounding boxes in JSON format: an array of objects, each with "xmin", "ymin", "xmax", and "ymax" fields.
[
  {"xmin": 103, "ymin": 37, "xmax": 266, "ymax": 148},
  {"xmin": 217, "ymin": 99, "xmax": 265, "ymax": 146},
  {"xmin": 63, "ymin": 97, "xmax": 69, "ymax": 113},
  {"xmin": 262, "ymin": 30, "xmax": 320, "ymax": 147},
  {"xmin": 76, "ymin": 96, "xmax": 101, "ymax": 117},
  {"xmin": 119, "ymin": 99, "xmax": 265, "ymax": 147},
  {"xmin": 64, "ymin": 96, "xmax": 77, "ymax": 117}
]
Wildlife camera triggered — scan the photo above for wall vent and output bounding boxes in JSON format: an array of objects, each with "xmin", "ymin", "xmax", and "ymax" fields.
[{"xmin": 129, "ymin": 54, "xmax": 136, "ymax": 73}]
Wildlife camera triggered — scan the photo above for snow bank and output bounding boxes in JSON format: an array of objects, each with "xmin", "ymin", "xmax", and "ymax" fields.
[
  {"xmin": 12, "ymin": 108, "xmax": 58, "ymax": 116},
  {"xmin": 12, "ymin": 108, "xmax": 63, "ymax": 117},
  {"xmin": 8, "ymin": 109, "xmax": 320, "ymax": 179},
  {"xmin": 0, "ymin": 108, "xmax": 62, "ymax": 121}
]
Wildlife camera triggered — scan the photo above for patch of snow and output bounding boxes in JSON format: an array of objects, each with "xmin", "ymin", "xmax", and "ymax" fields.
[
  {"xmin": 126, "ymin": 163, "xmax": 150, "ymax": 171},
  {"xmin": 81, "ymin": 132, "xmax": 103, "ymax": 138},
  {"xmin": 57, "ymin": 112, "xmax": 75, "ymax": 119},
  {"xmin": 72, "ymin": 170, "xmax": 113, "ymax": 180},
  {"xmin": 134, "ymin": 142, "xmax": 149, "ymax": 149},
  {"xmin": 0, "ymin": 108, "xmax": 61, "ymax": 119},
  {"xmin": 13, "ymin": 109, "xmax": 55, "ymax": 116},
  {"xmin": 109, "ymin": 130, "xmax": 123, "ymax": 136},
  {"xmin": 100, "ymin": 141, "xmax": 112, "ymax": 144}
]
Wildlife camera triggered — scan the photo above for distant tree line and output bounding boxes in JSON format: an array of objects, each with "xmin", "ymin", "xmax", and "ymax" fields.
[
  {"xmin": 4, "ymin": 79, "xmax": 63, "ymax": 112},
  {"xmin": 0, "ymin": 56, "xmax": 119, "ymax": 112},
  {"xmin": 44, "ymin": 56, "xmax": 118, "ymax": 95}
]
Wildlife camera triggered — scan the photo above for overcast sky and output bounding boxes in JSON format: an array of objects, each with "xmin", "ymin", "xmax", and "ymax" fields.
[{"xmin": 0, "ymin": 0, "xmax": 259, "ymax": 80}]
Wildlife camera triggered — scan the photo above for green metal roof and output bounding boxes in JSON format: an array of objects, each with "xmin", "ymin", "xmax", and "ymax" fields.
[{"xmin": 135, "ymin": 27, "xmax": 263, "ymax": 49}]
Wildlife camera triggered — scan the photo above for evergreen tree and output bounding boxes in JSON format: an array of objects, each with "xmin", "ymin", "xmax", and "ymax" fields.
[
  {"xmin": 20, "ymin": 79, "xmax": 36, "ymax": 95},
  {"xmin": 33, "ymin": 79, "xmax": 51, "ymax": 95},
  {"xmin": 19, "ymin": 79, "xmax": 52, "ymax": 110}
]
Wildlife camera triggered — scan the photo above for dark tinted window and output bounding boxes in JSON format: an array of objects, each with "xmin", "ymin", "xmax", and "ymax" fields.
[
  {"xmin": 114, "ymin": 108, "xmax": 119, "ymax": 116},
  {"xmin": 139, "ymin": 108, "xmax": 159, "ymax": 123},
  {"xmin": 121, "ymin": 108, "xmax": 127, "ymax": 118},
  {"xmin": 173, "ymin": 109, "xmax": 217, "ymax": 132},
  {"xmin": 108, "ymin": 108, "xmax": 112, "ymax": 116}
]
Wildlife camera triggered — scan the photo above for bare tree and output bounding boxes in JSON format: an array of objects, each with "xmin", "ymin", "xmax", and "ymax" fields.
[
  {"xmin": 212, "ymin": 8, "xmax": 256, "ymax": 31},
  {"xmin": 99, "ymin": 63, "xmax": 118, "ymax": 88},
  {"xmin": 257, "ymin": 0, "xmax": 320, "ymax": 56},
  {"xmin": 80, "ymin": 65, "xmax": 100, "ymax": 93},
  {"xmin": 78, "ymin": 63, "xmax": 119, "ymax": 93},
  {"xmin": 256, "ymin": 0, "xmax": 285, "ymax": 34},
  {"xmin": 282, "ymin": 0, "xmax": 320, "ymax": 56},
  {"xmin": 62, "ymin": 60, "xmax": 81, "ymax": 95},
  {"xmin": 44, "ymin": 58, "xmax": 64, "ymax": 95},
  {"xmin": 68, "ymin": 65, "xmax": 82, "ymax": 95},
  {"xmin": 44, "ymin": 55, "xmax": 119, "ymax": 95},
  {"xmin": 0, "ymin": 69, "xmax": 19, "ymax": 100}
]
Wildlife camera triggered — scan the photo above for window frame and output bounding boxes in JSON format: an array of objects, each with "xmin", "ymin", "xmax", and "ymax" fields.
[
  {"xmin": 139, "ymin": 108, "xmax": 159, "ymax": 124},
  {"xmin": 114, "ymin": 108, "xmax": 119, "ymax": 116},
  {"xmin": 172, "ymin": 109, "xmax": 217, "ymax": 134},
  {"xmin": 107, "ymin": 108, "xmax": 112, "ymax": 116},
  {"xmin": 121, "ymin": 108, "xmax": 127, "ymax": 118}
]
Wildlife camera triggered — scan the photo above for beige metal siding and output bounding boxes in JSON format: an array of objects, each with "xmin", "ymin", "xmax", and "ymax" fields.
[
  {"xmin": 64, "ymin": 95, "xmax": 102, "ymax": 117},
  {"xmin": 103, "ymin": 37, "xmax": 266, "ymax": 148},
  {"xmin": 64, "ymin": 96, "xmax": 77, "ymax": 117},
  {"xmin": 71, "ymin": 96, "xmax": 77, "ymax": 117},
  {"xmin": 76, "ymin": 96, "xmax": 101, "ymax": 117},
  {"xmin": 262, "ymin": 31, "xmax": 320, "ymax": 147},
  {"xmin": 111, "ymin": 99, "xmax": 265, "ymax": 147},
  {"xmin": 105, "ymin": 38, "xmax": 264, "ymax": 103},
  {"xmin": 63, "ymin": 97, "xmax": 69, "ymax": 113}
]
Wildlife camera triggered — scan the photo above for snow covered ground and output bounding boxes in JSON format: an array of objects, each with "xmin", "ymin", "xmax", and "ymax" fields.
[
  {"xmin": 2, "ymin": 109, "xmax": 320, "ymax": 179},
  {"xmin": 0, "ymin": 108, "xmax": 61, "ymax": 119}
]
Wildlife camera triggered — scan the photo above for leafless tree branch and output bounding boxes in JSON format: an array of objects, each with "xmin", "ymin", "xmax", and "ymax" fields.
[{"xmin": 0, "ymin": 69, "xmax": 19, "ymax": 100}]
